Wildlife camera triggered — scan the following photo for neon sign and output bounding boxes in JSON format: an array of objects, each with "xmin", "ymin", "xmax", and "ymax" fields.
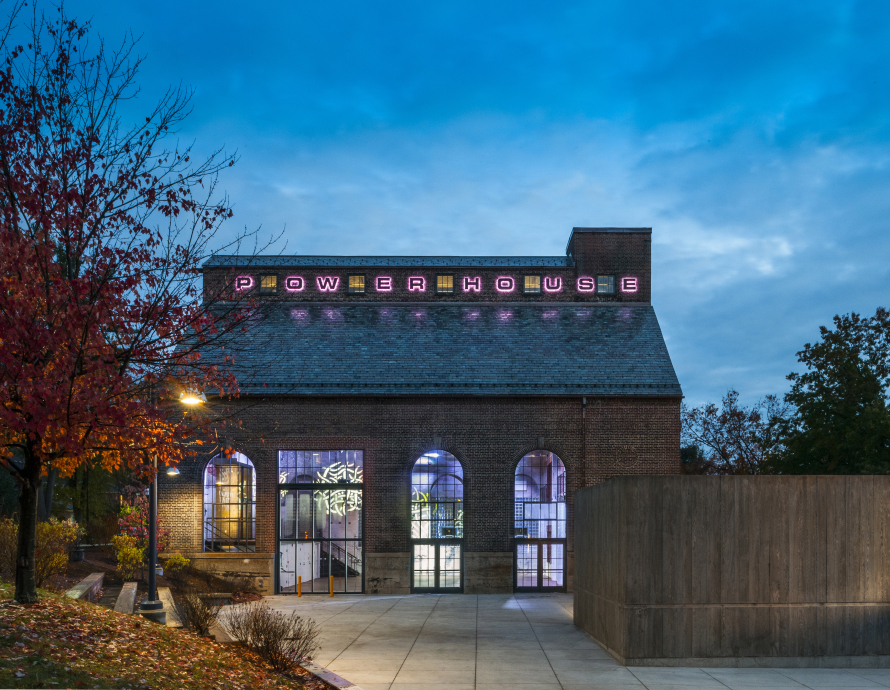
[
  {"xmin": 463, "ymin": 276, "xmax": 481, "ymax": 293},
  {"xmin": 543, "ymin": 276, "xmax": 562, "ymax": 293},
  {"xmin": 495, "ymin": 276, "xmax": 515, "ymax": 293},
  {"xmin": 316, "ymin": 276, "xmax": 339, "ymax": 292},
  {"xmin": 234, "ymin": 273, "xmax": 639, "ymax": 297},
  {"xmin": 285, "ymin": 276, "xmax": 305, "ymax": 292}
]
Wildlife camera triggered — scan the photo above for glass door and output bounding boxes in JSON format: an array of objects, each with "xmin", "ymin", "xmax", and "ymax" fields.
[
  {"xmin": 412, "ymin": 542, "xmax": 462, "ymax": 592},
  {"xmin": 514, "ymin": 540, "xmax": 566, "ymax": 592}
]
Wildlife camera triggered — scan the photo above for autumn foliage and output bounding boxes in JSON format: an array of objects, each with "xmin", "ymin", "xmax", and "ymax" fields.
[{"xmin": 0, "ymin": 6, "xmax": 256, "ymax": 602}]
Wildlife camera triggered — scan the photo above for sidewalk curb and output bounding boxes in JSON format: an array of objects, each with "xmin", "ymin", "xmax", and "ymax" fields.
[{"xmin": 300, "ymin": 660, "xmax": 364, "ymax": 690}]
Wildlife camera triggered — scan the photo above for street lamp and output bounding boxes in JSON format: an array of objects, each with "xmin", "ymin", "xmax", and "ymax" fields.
[{"xmin": 138, "ymin": 390, "xmax": 203, "ymax": 623}]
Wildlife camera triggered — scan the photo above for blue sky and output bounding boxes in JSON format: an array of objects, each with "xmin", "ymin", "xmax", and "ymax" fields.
[{"xmin": 69, "ymin": 0, "xmax": 890, "ymax": 406}]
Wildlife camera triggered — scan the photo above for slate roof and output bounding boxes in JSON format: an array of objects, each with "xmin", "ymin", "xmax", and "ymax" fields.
[
  {"xmin": 230, "ymin": 303, "xmax": 681, "ymax": 397},
  {"xmin": 203, "ymin": 255, "xmax": 572, "ymax": 268}
]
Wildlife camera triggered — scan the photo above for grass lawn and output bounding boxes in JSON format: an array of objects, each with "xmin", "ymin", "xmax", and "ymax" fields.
[{"xmin": 0, "ymin": 582, "xmax": 327, "ymax": 689}]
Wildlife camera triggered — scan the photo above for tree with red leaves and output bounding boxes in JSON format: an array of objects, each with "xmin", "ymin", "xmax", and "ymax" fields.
[{"xmin": 0, "ymin": 5, "xmax": 263, "ymax": 602}]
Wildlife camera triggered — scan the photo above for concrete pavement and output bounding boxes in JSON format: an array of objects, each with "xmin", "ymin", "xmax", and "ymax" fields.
[{"xmin": 256, "ymin": 593, "xmax": 890, "ymax": 690}]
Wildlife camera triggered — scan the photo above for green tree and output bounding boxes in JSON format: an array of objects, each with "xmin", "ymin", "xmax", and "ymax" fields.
[{"xmin": 774, "ymin": 308, "xmax": 890, "ymax": 474}]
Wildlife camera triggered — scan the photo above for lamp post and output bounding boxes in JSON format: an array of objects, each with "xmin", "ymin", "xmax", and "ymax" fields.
[{"xmin": 138, "ymin": 390, "xmax": 203, "ymax": 623}]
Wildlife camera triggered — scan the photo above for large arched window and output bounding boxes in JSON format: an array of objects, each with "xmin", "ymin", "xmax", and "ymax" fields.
[
  {"xmin": 514, "ymin": 451, "xmax": 566, "ymax": 591},
  {"xmin": 411, "ymin": 450, "xmax": 463, "ymax": 591},
  {"xmin": 411, "ymin": 451, "xmax": 463, "ymax": 539},
  {"xmin": 514, "ymin": 451, "xmax": 566, "ymax": 539},
  {"xmin": 204, "ymin": 452, "xmax": 256, "ymax": 552}
]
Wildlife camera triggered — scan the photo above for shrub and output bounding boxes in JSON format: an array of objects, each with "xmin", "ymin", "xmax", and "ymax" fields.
[
  {"xmin": 223, "ymin": 601, "xmax": 320, "ymax": 671},
  {"xmin": 164, "ymin": 553, "xmax": 190, "ymax": 573},
  {"xmin": 118, "ymin": 502, "xmax": 171, "ymax": 553},
  {"xmin": 0, "ymin": 518, "xmax": 81, "ymax": 587},
  {"xmin": 111, "ymin": 534, "xmax": 143, "ymax": 580},
  {"xmin": 0, "ymin": 518, "xmax": 17, "ymax": 579},
  {"xmin": 173, "ymin": 587, "xmax": 223, "ymax": 637}
]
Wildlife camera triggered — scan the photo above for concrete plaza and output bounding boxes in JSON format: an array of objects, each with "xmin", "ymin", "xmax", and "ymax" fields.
[{"xmin": 259, "ymin": 593, "xmax": 890, "ymax": 690}]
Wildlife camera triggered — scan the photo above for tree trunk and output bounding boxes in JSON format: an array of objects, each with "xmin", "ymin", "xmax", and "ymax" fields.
[{"xmin": 15, "ymin": 450, "xmax": 41, "ymax": 603}]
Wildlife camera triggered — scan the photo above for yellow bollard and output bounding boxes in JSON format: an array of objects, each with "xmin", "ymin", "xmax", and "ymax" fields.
[
  {"xmin": 298, "ymin": 575, "xmax": 302, "ymax": 597},
  {"xmin": 329, "ymin": 575, "xmax": 334, "ymax": 597}
]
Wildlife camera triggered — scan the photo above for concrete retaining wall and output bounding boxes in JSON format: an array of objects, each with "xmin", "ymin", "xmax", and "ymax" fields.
[{"xmin": 574, "ymin": 475, "xmax": 890, "ymax": 666}]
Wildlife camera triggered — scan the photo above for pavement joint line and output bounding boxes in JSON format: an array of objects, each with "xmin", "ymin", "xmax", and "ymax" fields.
[
  {"xmin": 847, "ymin": 668, "xmax": 890, "ymax": 688},
  {"xmin": 390, "ymin": 594, "xmax": 443, "ymax": 685},
  {"xmin": 326, "ymin": 595, "xmax": 409, "ymax": 667},
  {"xmin": 515, "ymin": 595, "xmax": 563, "ymax": 689},
  {"xmin": 699, "ymin": 667, "xmax": 739, "ymax": 689}
]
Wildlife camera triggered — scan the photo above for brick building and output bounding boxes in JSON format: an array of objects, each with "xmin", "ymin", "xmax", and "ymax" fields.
[{"xmin": 158, "ymin": 227, "xmax": 682, "ymax": 595}]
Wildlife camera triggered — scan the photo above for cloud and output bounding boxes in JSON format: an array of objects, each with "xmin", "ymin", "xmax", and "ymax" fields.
[{"xmin": 51, "ymin": 0, "xmax": 890, "ymax": 405}]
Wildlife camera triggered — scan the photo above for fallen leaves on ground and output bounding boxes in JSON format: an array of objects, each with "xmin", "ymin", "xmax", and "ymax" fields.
[{"xmin": 0, "ymin": 582, "xmax": 331, "ymax": 689}]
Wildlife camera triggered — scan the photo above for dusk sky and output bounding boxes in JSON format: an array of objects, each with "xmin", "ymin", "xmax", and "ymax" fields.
[{"xmin": 73, "ymin": 0, "xmax": 889, "ymax": 407}]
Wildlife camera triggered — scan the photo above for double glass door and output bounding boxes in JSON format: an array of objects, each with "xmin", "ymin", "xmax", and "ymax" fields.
[
  {"xmin": 412, "ymin": 541, "xmax": 462, "ymax": 592},
  {"xmin": 514, "ymin": 540, "xmax": 566, "ymax": 591}
]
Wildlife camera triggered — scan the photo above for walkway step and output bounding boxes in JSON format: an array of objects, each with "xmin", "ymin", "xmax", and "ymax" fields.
[
  {"xmin": 157, "ymin": 587, "xmax": 183, "ymax": 628},
  {"xmin": 64, "ymin": 572, "xmax": 103, "ymax": 603},
  {"xmin": 114, "ymin": 582, "xmax": 138, "ymax": 615}
]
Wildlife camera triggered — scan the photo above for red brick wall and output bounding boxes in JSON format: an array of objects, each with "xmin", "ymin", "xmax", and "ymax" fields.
[
  {"xmin": 158, "ymin": 395, "xmax": 680, "ymax": 557},
  {"xmin": 566, "ymin": 230, "xmax": 652, "ymax": 303}
]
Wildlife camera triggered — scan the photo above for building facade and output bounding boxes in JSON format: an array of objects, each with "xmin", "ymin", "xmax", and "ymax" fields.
[{"xmin": 158, "ymin": 227, "xmax": 682, "ymax": 595}]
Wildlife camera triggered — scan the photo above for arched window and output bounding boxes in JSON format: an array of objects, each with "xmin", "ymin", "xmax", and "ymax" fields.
[
  {"xmin": 204, "ymin": 452, "xmax": 256, "ymax": 552},
  {"xmin": 514, "ymin": 451, "xmax": 567, "ymax": 590},
  {"xmin": 514, "ymin": 451, "xmax": 566, "ymax": 539},
  {"xmin": 411, "ymin": 450, "xmax": 463, "ymax": 591},
  {"xmin": 411, "ymin": 451, "xmax": 463, "ymax": 539}
]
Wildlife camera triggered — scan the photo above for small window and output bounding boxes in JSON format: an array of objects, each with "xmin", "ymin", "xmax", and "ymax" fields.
[
  {"xmin": 436, "ymin": 275, "xmax": 454, "ymax": 295},
  {"xmin": 259, "ymin": 275, "xmax": 278, "ymax": 295},
  {"xmin": 596, "ymin": 275, "xmax": 615, "ymax": 294},
  {"xmin": 348, "ymin": 275, "xmax": 366, "ymax": 294},
  {"xmin": 523, "ymin": 275, "xmax": 542, "ymax": 294}
]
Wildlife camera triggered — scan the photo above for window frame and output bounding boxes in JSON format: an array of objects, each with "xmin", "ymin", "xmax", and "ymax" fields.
[
  {"xmin": 259, "ymin": 274, "xmax": 278, "ymax": 295},
  {"xmin": 523, "ymin": 274, "xmax": 542, "ymax": 295},
  {"xmin": 203, "ymin": 452, "xmax": 257, "ymax": 553},
  {"xmin": 436, "ymin": 274, "xmax": 455, "ymax": 295},
  {"xmin": 596, "ymin": 274, "xmax": 616, "ymax": 295},
  {"xmin": 347, "ymin": 274, "xmax": 366, "ymax": 295}
]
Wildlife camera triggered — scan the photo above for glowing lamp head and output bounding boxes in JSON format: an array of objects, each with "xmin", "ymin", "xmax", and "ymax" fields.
[
  {"xmin": 179, "ymin": 391, "xmax": 207, "ymax": 405},
  {"xmin": 166, "ymin": 466, "xmax": 181, "ymax": 478}
]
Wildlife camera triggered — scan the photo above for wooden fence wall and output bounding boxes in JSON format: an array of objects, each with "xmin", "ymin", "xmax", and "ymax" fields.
[{"xmin": 574, "ymin": 475, "xmax": 890, "ymax": 667}]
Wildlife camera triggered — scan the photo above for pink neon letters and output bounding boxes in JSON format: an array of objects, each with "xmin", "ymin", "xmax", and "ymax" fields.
[
  {"xmin": 543, "ymin": 276, "xmax": 562, "ymax": 293},
  {"xmin": 285, "ymin": 276, "xmax": 305, "ymax": 292},
  {"xmin": 577, "ymin": 276, "xmax": 595, "ymax": 292},
  {"xmin": 495, "ymin": 276, "xmax": 515, "ymax": 293},
  {"xmin": 236, "ymin": 272, "xmax": 633, "ymax": 297},
  {"xmin": 234, "ymin": 275, "xmax": 254, "ymax": 291},
  {"xmin": 316, "ymin": 276, "xmax": 340, "ymax": 292}
]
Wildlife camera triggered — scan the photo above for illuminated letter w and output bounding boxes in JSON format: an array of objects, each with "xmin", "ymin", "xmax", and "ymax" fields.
[{"xmin": 317, "ymin": 276, "xmax": 340, "ymax": 292}]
